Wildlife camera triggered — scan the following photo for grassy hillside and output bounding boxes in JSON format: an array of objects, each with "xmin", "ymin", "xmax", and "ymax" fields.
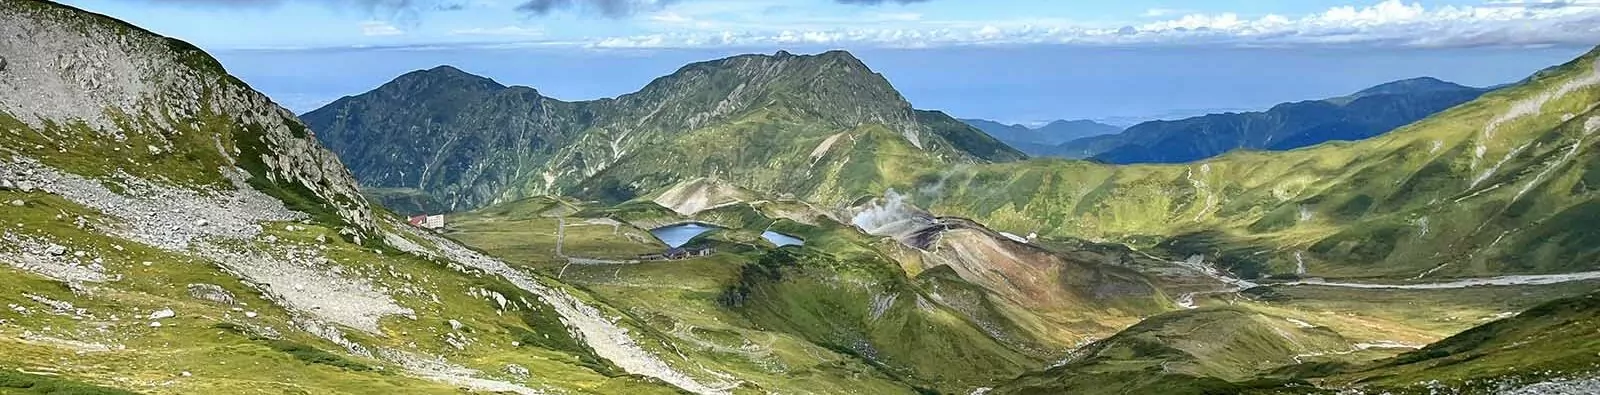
[
  {"xmin": 906, "ymin": 47, "xmax": 1600, "ymax": 281},
  {"xmin": 991, "ymin": 307, "xmax": 1352, "ymax": 395},
  {"xmin": 1322, "ymin": 291, "xmax": 1600, "ymax": 393},
  {"xmin": 574, "ymin": 109, "xmax": 954, "ymax": 206},
  {"xmin": 444, "ymin": 195, "xmax": 1070, "ymax": 393},
  {"xmin": 0, "ymin": 2, "xmax": 748, "ymax": 394}
]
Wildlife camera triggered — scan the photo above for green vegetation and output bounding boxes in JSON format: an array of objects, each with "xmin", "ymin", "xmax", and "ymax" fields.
[
  {"xmin": 1322, "ymin": 291, "xmax": 1600, "ymax": 392},
  {"xmin": 448, "ymin": 196, "xmax": 1064, "ymax": 393},
  {"xmin": 12, "ymin": 2, "xmax": 1600, "ymax": 394},
  {"xmin": 911, "ymin": 47, "xmax": 1600, "ymax": 281},
  {"xmin": 363, "ymin": 187, "xmax": 449, "ymax": 216},
  {"xmin": 212, "ymin": 324, "xmax": 373, "ymax": 372},
  {"xmin": 990, "ymin": 307, "xmax": 1346, "ymax": 394},
  {"xmin": 0, "ymin": 370, "xmax": 137, "ymax": 395},
  {"xmin": 303, "ymin": 50, "xmax": 1022, "ymax": 211}
]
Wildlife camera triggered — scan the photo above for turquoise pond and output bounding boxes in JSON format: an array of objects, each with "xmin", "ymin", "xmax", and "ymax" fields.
[
  {"xmin": 649, "ymin": 223, "xmax": 717, "ymax": 248},
  {"xmin": 761, "ymin": 230, "xmax": 804, "ymax": 247}
]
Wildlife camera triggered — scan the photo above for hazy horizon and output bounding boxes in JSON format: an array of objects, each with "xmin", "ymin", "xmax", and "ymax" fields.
[
  {"xmin": 64, "ymin": 0, "xmax": 1600, "ymax": 124},
  {"xmin": 213, "ymin": 44, "xmax": 1590, "ymax": 125}
]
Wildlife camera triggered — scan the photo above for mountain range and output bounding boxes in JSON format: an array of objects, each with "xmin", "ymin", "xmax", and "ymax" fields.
[
  {"xmin": 302, "ymin": 53, "xmax": 1022, "ymax": 212},
  {"xmin": 1045, "ymin": 77, "xmax": 1490, "ymax": 163},
  {"xmin": 5, "ymin": 1, "xmax": 1600, "ymax": 394},
  {"xmin": 959, "ymin": 118, "xmax": 1122, "ymax": 155}
]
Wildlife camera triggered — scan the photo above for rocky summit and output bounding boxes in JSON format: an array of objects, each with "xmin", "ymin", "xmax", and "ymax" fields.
[{"xmin": 5, "ymin": 1, "xmax": 1600, "ymax": 395}]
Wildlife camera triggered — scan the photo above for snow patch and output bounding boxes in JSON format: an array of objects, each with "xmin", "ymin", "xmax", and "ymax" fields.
[
  {"xmin": 809, "ymin": 132, "xmax": 846, "ymax": 163},
  {"xmin": 1470, "ymin": 142, "xmax": 1530, "ymax": 189},
  {"xmin": 1294, "ymin": 251, "xmax": 1308, "ymax": 276}
]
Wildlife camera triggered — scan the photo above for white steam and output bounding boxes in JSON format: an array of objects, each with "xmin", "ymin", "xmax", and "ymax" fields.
[{"xmin": 851, "ymin": 189, "xmax": 935, "ymax": 238}]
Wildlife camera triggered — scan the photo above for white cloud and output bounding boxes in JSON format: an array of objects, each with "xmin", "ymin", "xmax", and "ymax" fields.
[
  {"xmin": 1142, "ymin": 8, "xmax": 1192, "ymax": 17},
  {"xmin": 360, "ymin": 20, "xmax": 404, "ymax": 36},
  {"xmin": 649, "ymin": 11, "xmax": 694, "ymax": 23},
  {"xmin": 571, "ymin": 0, "xmax": 1600, "ymax": 49},
  {"xmin": 451, "ymin": 26, "xmax": 546, "ymax": 36},
  {"xmin": 877, "ymin": 12, "xmax": 923, "ymax": 22}
]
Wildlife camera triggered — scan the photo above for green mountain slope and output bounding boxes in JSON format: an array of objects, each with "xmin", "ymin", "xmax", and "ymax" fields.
[
  {"xmin": 991, "ymin": 307, "xmax": 1353, "ymax": 395},
  {"xmin": 910, "ymin": 47, "xmax": 1600, "ymax": 281},
  {"xmin": 303, "ymin": 51, "xmax": 1023, "ymax": 211},
  {"xmin": 991, "ymin": 290, "xmax": 1600, "ymax": 394},
  {"xmin": 1049, "ymin": 77, "xmax": 1488, "ymax": 163},
  {"xmin": 0, "ymin": 2, "xmax": 788, "ymax": 394},
  {"xmin": 441, "ymin": 194, "xmax": 1058, "ymax": 393},
  {"xmin": 1322, "ymin": 291, "xmax": 1600, "ymax": 393}
]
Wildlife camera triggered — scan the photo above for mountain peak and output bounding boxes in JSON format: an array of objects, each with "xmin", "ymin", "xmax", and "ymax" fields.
[
  {"xmin": 391, "ymin": 65, "xmax": 506, "ymax": 92},
  {"xmin": 701, "ymin": 49, "xmax": 867, "ymax": 71},
  {"xmin": 1350, "ymin": 76, "xmax": 1475, "ymax": 98},
  {"xmin": 424, "ymin": 64, "xmax": 469, "ymax": 74}
]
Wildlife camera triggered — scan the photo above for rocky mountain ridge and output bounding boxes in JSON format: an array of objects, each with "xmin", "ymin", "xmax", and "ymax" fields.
[{"xmin": 305, "ymin": 50, "xmax": 1022, "ymax": 211}]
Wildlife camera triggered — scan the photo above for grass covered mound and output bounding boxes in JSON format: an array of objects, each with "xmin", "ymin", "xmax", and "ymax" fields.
[{"xmin": 0, "ymin": 370, "xmax": 138, "ymax": 395}]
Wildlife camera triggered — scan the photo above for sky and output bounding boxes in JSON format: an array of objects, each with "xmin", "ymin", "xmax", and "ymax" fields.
[{"xmin": 58, "ymin": 0, "xmax": 1600, "ymax": 124}]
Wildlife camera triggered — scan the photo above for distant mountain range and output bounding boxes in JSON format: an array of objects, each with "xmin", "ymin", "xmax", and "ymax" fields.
[
  {"xmin": 1043, "ymin": 77, "xmax": 1491, "ymax": 163},
  {"xmin": 959, "ymin": 118, "xmax": 1122, "ymax": 156}
]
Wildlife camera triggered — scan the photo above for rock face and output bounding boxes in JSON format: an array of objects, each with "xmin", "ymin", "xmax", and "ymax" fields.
[
  {"xmin": 0, "ymin": 1, "xmax": 373, "ymax": 235},
  {"xmin": 303, "ymin": 51, "xmax": 1024, "ymax": 210}
]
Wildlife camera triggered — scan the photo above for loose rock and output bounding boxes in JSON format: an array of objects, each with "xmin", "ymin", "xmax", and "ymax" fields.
[
  {"xmin": 504, "ymin": 364, "xmax": 530, "ymax": 379},
  {"xmin": 187, "ymin": 284, "xmax": 237, "ymax": 305},
  {"xmin": 148, "ymin": 308, "xmax": 175, "ymax": 320}
]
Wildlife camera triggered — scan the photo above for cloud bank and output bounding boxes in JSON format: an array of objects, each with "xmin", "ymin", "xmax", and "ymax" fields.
[{"xmin": 584, "ymin": 0, "xmax": 1600, "ymax": 49}]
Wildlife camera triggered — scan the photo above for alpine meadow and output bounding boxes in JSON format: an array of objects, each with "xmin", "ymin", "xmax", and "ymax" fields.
[{"xmin": 4, "ymin": 0, "xmax": 1600, "ymax": 394}]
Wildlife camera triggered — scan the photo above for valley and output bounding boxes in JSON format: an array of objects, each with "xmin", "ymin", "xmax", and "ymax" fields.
[{"xmin": 1, "ymin": 1, "xmax": 1599, "ymax": 394}]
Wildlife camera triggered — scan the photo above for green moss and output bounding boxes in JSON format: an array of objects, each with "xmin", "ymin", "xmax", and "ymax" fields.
[
  {"xmin": 0, "ymin": 370, "xmax": 136, "ymax": 395},
  {"xmin": 211, "ymin": 323, "xmax": 373, "ymax": 372}
]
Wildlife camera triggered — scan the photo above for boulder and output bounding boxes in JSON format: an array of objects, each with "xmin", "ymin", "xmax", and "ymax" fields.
[
  {"xmin": 186, "ymin": 284, "xmax": 237, "ymax": 305},
  {"xmin": 148, "ymin": 308, "xmax": 175, "ymax": 320}
]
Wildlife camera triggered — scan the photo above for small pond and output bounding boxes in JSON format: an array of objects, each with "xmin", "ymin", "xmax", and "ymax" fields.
[
  {"xmin": 761, "ymin": 230, "xmax": 805, "ymax": 247},
  {"xmin": 650, "ymin": 223, "xmax": 718, "ymax": 248}
]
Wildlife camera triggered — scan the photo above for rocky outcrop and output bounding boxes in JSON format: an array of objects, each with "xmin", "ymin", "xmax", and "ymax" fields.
[{"xmin": 0, "ymin": 1, "xmax": 373, "ymax": 235}]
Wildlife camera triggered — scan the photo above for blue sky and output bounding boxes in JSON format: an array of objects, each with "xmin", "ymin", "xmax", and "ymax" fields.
[{"xmin": 59, "ymin": 0, "xmax": 1600, "ymax": 123}]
